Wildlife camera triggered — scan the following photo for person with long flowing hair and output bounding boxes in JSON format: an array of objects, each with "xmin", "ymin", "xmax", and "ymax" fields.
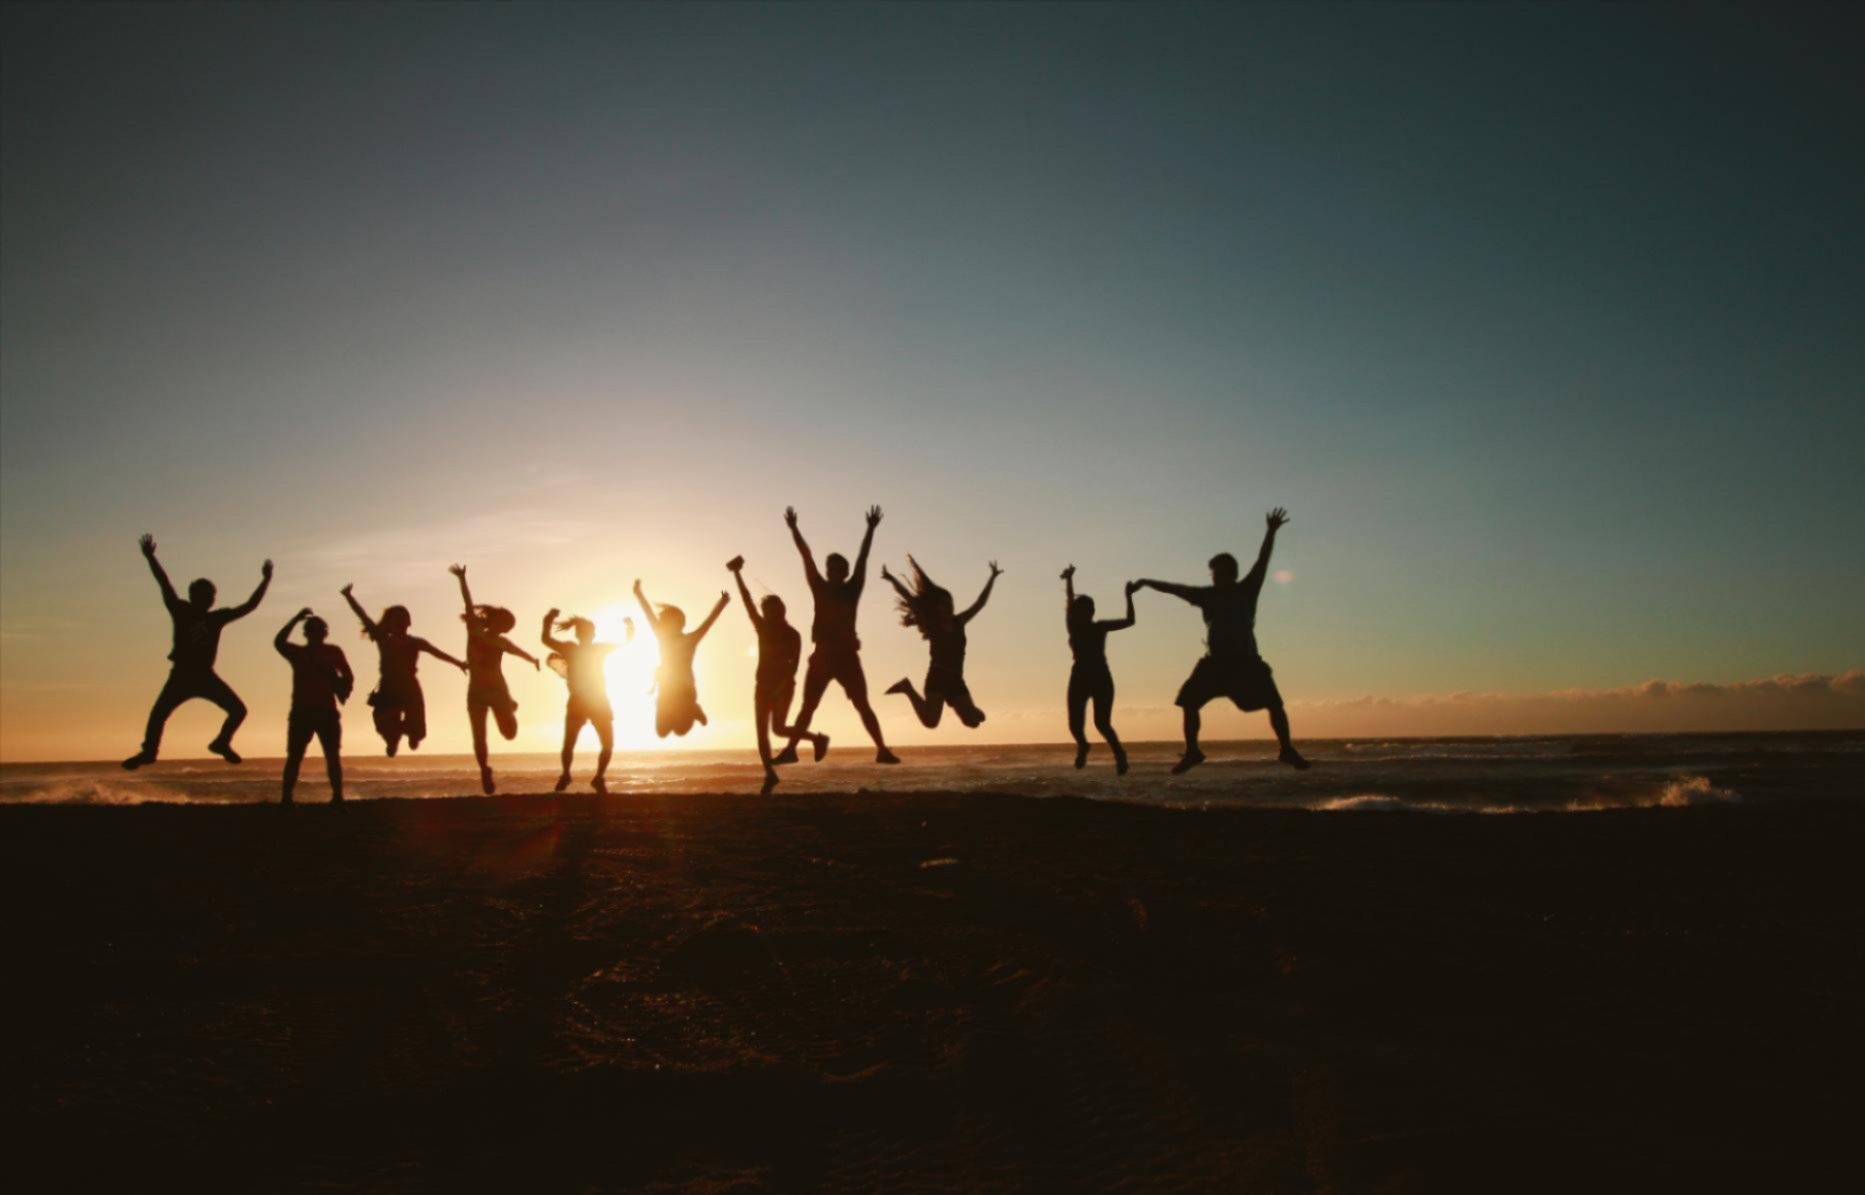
[
  {"xmin": 449, "ymin": 564, "xmax": 539, "ymax": 794},
  {"xmin": 881, "ymin": 556, "xmax": 1001, "ymax": 730}
]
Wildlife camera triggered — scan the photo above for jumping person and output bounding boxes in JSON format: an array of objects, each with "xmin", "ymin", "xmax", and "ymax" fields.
[
  {"xmin": 450, "ymin": 564, "xmax": 540, "ymax": 795},
  {"xmin": 541, "ymin": 608, "xmax": 617, "ymax": 792},
  {"xmin": 1135, "ymin": 507, "xmax": 1310, "ymax": 775},
  {"xmin": 123, "ymin": 534, "xmax": 272, "ymax": 769},
  {"xmin": 339, "ymin": 584, "xmax": 466, "ymax": 757},
  {"xmin": 728, "ymin": 555, "xmax": 828, "ymax": 792},
  {"xmin": 634, "ymin": 578, "xmax": 729, "ymax": 739},
  {"xmin": 781, "ymin": 505, "xmax": 900, "ymax": 764},
  {"xmin": 1061, "ymin": 566, "xmax": 1137, "ymax": 773},
  {"xmin": 882, "ymin": 557, "xmax": 1001, "ymax": 730},
  {"xmin": 274, "ymin": 608, "xmax": 353, "ymax": 805}
]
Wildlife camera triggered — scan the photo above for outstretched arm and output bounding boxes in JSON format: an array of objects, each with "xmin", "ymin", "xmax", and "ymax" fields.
[
  {"xmin": 632, "ymin": 579, "xmax": 657, "ymax": 625},
  {"xmin": 339, "ymin": 584, "xmax": 377, "ymax": 636},
  {"xmin": 692, "ymin": 591, "xmax": 730, "ymax": 642},
  {"xmin": 852, "ymin": 505, "xmax": 882, "ymax": 585},
  {"xmin": 226, "ymin": 559, "xmax": 274, "ymax": 620},
  {"xmin": 140, "ymin": 534, "xmax": 183, "ymax": 610},
  {"xmin": 275, "ymin": 607, "xmax": 310, "ymax": 656},
  {"xmin": 879, "ymin": 563, "xmax": 914, "ymax": 604},
  {"xmin": 729, "ymin": 561, "xmax": 763, "ymax": 632},
  {"xmin": 1099, "ymin": 582, "xmax": 1138, "ymax": 632},
  {"xmin": 1250, "ymin": 507, "xmax": 1290, "ymax": 580},
  {"xmin": 1133, "ymin": 578, "xmax": 1204, "ymax": 604},
  {"xmin": 958, "ymin": 561, "xmax": 1003, "ymax": 624},
  {"xmin": 541, "ymin": 608, "xmax": 571, "ymax": 655},
  {"xmin": 449, "ymin": 563, "xmax": 474, "ymax": 613},
  {"xmin": 785, "ymin": 507, "xmax": 822, "ymax": 588},
  {"xmin": 418, "ymin": 638, "xmax": 468, "ymax": 671},
  {"xmin": 500, "ymin": 638, "xmax": 542, "ymax": 669}
]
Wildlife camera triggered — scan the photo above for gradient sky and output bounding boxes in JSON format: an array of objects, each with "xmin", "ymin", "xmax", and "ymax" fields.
[{"xmin": 3, "ymin": 3, "xmax": 1862, "ymax": 761}]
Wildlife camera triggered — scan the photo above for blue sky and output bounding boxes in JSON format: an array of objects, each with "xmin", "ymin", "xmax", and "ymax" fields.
[{"xmin": 3, "ymin": 4, "xmax": 1861, "ymax": 759}]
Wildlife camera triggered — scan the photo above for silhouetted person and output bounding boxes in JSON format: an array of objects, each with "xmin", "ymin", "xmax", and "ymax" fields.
[
  {"xmin": 1062, "ymin": 565, "xmax": 1136, "ymax": 774},
  {"xmin": 542, "ymin": 608, "xmax": 617, "ymax": 792},
  {"xmin": 634, "ymin": 577, "xmax": 729, "ymax": 739},
  {"xmin": 339, "ymin": 584, "xmax": 466, "ymax": 757},
  {"xmin": 1136, "ymin": 507, "xmax": 1310, "ymax": 774},
  {"xmin": 451, "ymin": 564, "xmax": 541, "ymax": 795},
  {"xmin": 275, "ymin": 608, "xmax": 353, "ymax": 805},
  {"xmin": 882, "ymin": 557, "xmax": 1000, "ymax": 730},
  {"xmin": 728, "ymin": 556, "xmax": 828, "ymax": 792},
  {"xmin": 782, "ymin": 505, "xmax": 900, "ymax": 764},
  {"xmin": 123, "ymin": 534, "xmax": 272, "ymax": 769}
]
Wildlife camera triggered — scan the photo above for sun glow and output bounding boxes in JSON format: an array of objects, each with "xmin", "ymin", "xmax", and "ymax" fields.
[{"xmin": 591, "ymin": 602, "xmax": 662, "ymax": 750}]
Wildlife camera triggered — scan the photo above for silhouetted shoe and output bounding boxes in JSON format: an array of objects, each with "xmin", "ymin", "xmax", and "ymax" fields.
[
  {"xmin": 761, "ymin": 770, "xmax": 780, "ymax": 795},
  {"xmin": 208, "ymin": 739, "xmax": 242, "ymax": 765},
  {"xmin": 280, "ymin": 794, "xmax": 294, "ymax": 806},
  {"xmin": 1074, "ymin": 745, "xmax": 1089, "ymax": 769},
  {"xmin": 772, "ymin": 746, "xmax": 801, "ymax": 766},
  {"xmin": 591, "ymin": 775, "xmax": 607, "ymax": 793},
  {"xmin": 876, "ymin": 749, "xmax": 901, "ymax": 765},
  {"xmin": 695, "ymin": 705, "xmax": 708, "ymax": 726},
  {"xmin": 480, "ymin": 767, "xmax": 496, "ymax": 795},
  {"xmin": 121, "ymin": 751, "xmax": 156, "ymax": 771},
  {"xmin": 386, "ymin": 739, "xmax": 399, "ymax": 758},
  {"xmin": 1114, "ymin": 750, "xmax": 1130, "ymax": 776},
  {"xmin": 1278, "ymin": 747, "xmax": 1311, "ymax": 771},
  {"xmin": 1170, "ymin": 749, "xmax": 1206, "ymax": 775},
  {"xmin": 554, "ymin": 772, "xmax": 571, "ymax": 793},
  {"xmin": 813, "ymin": 735, "xmax": 830, "ymax": 763},
  {"xmin": 884, "ymin": 679, "xmax": 912, "ymax": 696}
]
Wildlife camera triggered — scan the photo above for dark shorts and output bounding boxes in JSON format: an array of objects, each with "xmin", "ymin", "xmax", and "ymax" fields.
[
  {"xmin": 567, "ymin": 696, "xmax": 613, "ymax": 726},
  {"xmin": 926, "ymin": 666, "xmax": 980, "ymax": 716},
  {"xmin": 1175, "ymin": 654, "xmax": 1282, "ymax": 712},
  {"xmin": 287, "ymin": 707, "xmax": 342, "ymax": 752},
  {"xmin": 756, "ymin": 675, "xmax": 796, "ymax": 711},
  {"xmin": 805, "ymin": 648, "xmax": 869, "ymax": 701}
]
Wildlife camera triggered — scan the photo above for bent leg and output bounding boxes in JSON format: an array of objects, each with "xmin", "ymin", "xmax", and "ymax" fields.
[
  {"xmin": 404, "ymin": 685, "xmax": 427, "ymax": 750},
  {"xmin": 139, "ymin": 673, "xmax": 195, "ymax": 756},
  {"xmin": 468, "ymin": 696, "xmax": 492, "ymax": 770},
  {"xmin": 1091, "ymin": 678, "xmax": 1125, "ymax": 768},
  {"xmin": 892, "ymin": 679, "xmax": 943, "ymax": 729},
  {"xmin": 786, "ymin": 658, "xmax": 833, "ymax": 749}
]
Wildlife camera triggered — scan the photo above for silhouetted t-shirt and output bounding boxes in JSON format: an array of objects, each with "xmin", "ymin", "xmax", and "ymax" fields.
[
  {"xmin": 757, "ymin": 622, "xmax": 802, "ymax": 691},
  {"xmin": 369, "ymin": 633, "xmax": 432, "ymax": 697},
  {"xmin": 927, "ymin": 625, "xmax": 967, "ymax": 676},
  {"xmin": 279, "ymin": 642, "xmax": 352, "ymax": 713},
  {"xmin": 1190, "ymin": 570, "xmax": 1266, "ymax": 660},
  {"xmin": 1068, "ymin": 620, "xmax": 1111, "ymax": 671},
  {"xmin": 551, "ymin": 642, "xmax": 614, "ymax": 706},
  {"xmin": 168, "ymin": 605, "xmax": 237, "ymax": 672},
  {"xmin": 809, "ymin": 576, "xmax": 863, "ymax": 653}
]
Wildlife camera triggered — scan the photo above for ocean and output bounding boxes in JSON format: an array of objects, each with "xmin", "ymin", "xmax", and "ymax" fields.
[{"xmin": 3, "ymin": 731, "xmax": 1859, "ymax": 811}]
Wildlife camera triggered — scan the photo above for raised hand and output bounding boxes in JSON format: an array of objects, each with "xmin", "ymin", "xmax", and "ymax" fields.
[
  {"xmin": 261, "ymin": 559, "xmax": 274, "ymax": 579},
  {"xmin": 294, "ymin": 607, "xmax": 313, "ymax": 621},
  {"xmin": 632, "ymin": 579, "xmax": 644, "ymax": 595},
  {"xmin": 139, "ymin": 533, "xmax": 157, "ymax": 557},
  {"xmin": 340, "ymin": 583, "xmax": 354, "ymax": 597},
  {"xmin": 1061, "ymin": 564, "xmax": 1075, "ymax": 581},
  {"xmin": 726, "ymin": 555, "xmax": 745, "ymax": 573},
  {"xmin": 880, "ymin": 563, "xmax": 895, "ymax": 583},
  {"xmin": 1266, "ymin": 507, "xmax": 1290, "ymax": 531},
  {"xmin": 988, "ymin": 560, "xmax": 1003, "ymax": 578},
  {"xmin": 865, "ymin": 505, "xmax": 884, "ymax": 529},
  {"xmin": 448, "ymin": 563, "xmax": 466, "ymax": 579},
  {"xmin": 784, "ymin": 506, "xmax": 799, "ymax": 529},
  {"xmin": 1125, "ymin": 580, "xmax": 1140, "ymax": 596}
]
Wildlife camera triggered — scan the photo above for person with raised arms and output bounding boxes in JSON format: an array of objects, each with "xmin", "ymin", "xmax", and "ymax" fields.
[
  {"xmin": 541, "ymin": 607, "xmax": 618, "ymax": 792},
  {"xmin": 780, "ymin": 505, "xmax": 900, "ymax": 765},
  {"xmin": 339, "ymin": 583, "xmax": 467, "ymax": 757},
  {"xmin": 727, "ymin": 555, "xmax": 828, "ymax": 793},
  {"xmin": 634, "ymin": 577, "xmax": 730, "ymax": 740},
  {"xmin": 123, "ymin": 534, "xmax": 271, "ymax": 770},
  {"xmin": 449, "ymin": 564, "xmax": 540, "ymax": 795},
  {"xmin": 1135, "ymin": 508, "xmax": 1311, "ymax": 775},
  {"xmin": 1061, "ymin": 565, "xmax": 1138, "ymax": 774},
  {"xmin": 881, "ymin": 556, "xmax": 1001, "ymax": 731}
]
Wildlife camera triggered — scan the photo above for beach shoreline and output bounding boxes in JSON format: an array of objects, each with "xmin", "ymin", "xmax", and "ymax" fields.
[{"xmin": 4, "ymin": 791, "xmax": 1859, "ymax": 1191}]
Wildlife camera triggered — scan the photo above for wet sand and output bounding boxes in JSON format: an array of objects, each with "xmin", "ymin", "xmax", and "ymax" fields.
[{"xmin": 3, "ymin": 792, "xmax": 1858, "ymax": 1191}]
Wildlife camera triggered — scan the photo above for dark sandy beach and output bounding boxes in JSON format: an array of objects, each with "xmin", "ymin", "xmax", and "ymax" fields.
[{"xmin": 4, "ymin": 792, "xmax": 1859, "ymax": 1192}]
